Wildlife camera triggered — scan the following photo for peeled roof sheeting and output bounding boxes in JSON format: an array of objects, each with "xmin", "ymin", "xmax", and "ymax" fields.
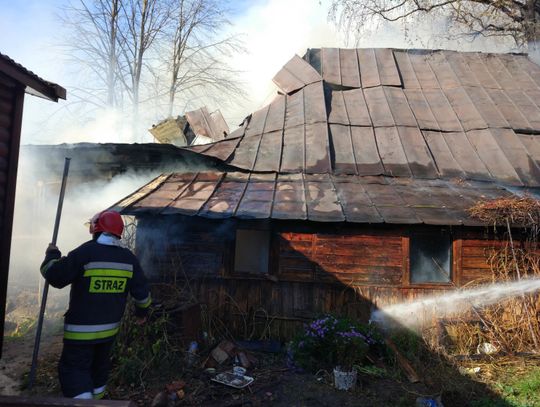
[
  {"xmin": 183, "ymin": 48, "xmax": 540, "ymax": 187},
  {"xmin": 272, "ymin": 55, "xmax": 322, "ymax": 94},
  {"xmin": 118, "ymin": 171, "xmax": 519, "ymax": 226}
]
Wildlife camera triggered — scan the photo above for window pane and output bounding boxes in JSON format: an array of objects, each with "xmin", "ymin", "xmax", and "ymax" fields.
[
  {"xmin": 410, "ymin": 232, "xmax": 451, "ymax": 284},
  {"xmin": 234, "ymin": 230, "xmax": 270, "ymax": 274}
]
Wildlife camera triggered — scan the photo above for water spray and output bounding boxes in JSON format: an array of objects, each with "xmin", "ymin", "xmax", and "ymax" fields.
[{"xmin": 371, "ymin": 278, "xmax": 540, "ymax": 331}]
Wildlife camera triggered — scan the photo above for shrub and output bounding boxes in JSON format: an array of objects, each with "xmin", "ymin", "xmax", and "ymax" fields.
[{"xmin": 289, "ymin": 315, "xmax": 380, "ymax": 371}]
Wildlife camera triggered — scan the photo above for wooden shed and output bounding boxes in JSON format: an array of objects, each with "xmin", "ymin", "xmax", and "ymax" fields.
[
  {"xmin": 114, "ymin": 48, "xmax": 540, "ymax": 339},
  {"xmin": 0, "ymin": 53, "xmax": 65, "ymax": 352}
]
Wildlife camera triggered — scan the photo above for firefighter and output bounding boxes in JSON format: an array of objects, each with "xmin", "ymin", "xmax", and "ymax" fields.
[{"xmin": 40, "ymin": 210, "xmax": 151, "ymax": 399}]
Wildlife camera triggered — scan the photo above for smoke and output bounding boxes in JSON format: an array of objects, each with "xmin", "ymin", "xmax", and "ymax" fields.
[
  {"xmin": 8, "ymin": 151, "xmax": 162, "ymax": 292},
  {"xmin": 1, "ymin": 0, "xmax": 521, "ymax": 146},
  {"xmin": 135, "ymin": 217, "xmax": 236, "ymax": 280}
]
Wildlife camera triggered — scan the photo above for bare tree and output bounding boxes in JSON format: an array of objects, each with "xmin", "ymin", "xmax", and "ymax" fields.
[
  {"xmin": 117, "ymin": 0, "xmax": 170, "ymax": 120},
  {"xmin": 60, "ymin": 0, "xmax": 124, "ymax": 109},
  {"xmin": 163, "ymin": 0, "xmax": 245, "ymax": 117},
  {"xmin": 59, "ymin": 0, "xmax": 246, "ymax": 139},
  {"xmin": 329, "ymin": 0, "xmax": 540, "ymax": 48}
]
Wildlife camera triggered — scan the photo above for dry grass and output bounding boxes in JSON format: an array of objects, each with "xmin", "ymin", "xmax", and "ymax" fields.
[
  {"xmin": 432, "ymin": 196, "xmax": 540, "ymax": 356},
  {"xmin": 468, "ymin": 195, "xmax": 540, "ymax": 227}
]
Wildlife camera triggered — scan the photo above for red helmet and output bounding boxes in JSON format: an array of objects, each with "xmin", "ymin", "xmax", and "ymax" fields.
[{"xmin": 89, "ymin": 211, "xmax": 124, "ymax": 238}]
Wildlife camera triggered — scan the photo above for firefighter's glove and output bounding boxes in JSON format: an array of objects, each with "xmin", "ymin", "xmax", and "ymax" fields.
[
  {"xmin": 40, "ymin": 244, "xmax": 62, "ymax": 277},
  {"xmin": 44, "ymin": 244, "xmax": 61, "ymax": 261}
]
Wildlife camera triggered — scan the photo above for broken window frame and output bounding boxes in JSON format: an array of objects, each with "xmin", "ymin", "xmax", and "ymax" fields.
[
  {"xmin": 232, "ymin": 228, "xmax": 272, "ymax": 276},
  {"xmin": 408, "ymin": 228, "xmax": 453, "ymax": 286}
]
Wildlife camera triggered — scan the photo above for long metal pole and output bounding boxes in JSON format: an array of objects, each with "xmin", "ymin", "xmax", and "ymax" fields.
[{"xmin": 28, "ymin": 157, "xmax": 71, "ymax": 390}]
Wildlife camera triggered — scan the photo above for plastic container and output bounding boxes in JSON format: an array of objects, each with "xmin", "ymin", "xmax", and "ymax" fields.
[
  {"xmin": 415, "ymin": 397, "xmax": 443, "ymax": 407},
  {"xmin": 186, "ymin": 341, "xmax": 198, "ymax": 366},
  {"xmin": 233, "ymin": 366, "xmax": 247, "ymax": 377},
  {"xmin": 333, "ymin": 367, "xmax": 357, "ymax": 391}
]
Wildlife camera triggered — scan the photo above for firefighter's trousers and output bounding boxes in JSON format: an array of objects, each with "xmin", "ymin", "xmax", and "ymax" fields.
[{"xmin": 58, "ymin": 340, "xmax": 114, "ymax": 398}]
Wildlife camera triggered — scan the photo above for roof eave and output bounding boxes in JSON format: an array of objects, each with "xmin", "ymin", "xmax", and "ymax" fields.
[{"xmin": 0, "ymin": 57, "xmax": 66, "ymax": 102}]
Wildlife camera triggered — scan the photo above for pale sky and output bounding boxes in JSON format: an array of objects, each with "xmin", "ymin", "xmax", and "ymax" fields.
[{"xmin": 0, "ymin": 0, "xmax": 517, "ymax": 145}]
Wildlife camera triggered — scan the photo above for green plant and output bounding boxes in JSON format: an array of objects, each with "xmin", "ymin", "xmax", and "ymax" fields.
[
  {"xmin": 469, "ymin": 368, "xmax": 540, "ymax": 407},
  {"xmin": 5, "ymin": 318, "xmax": 36, "ymax": 339},
  {"xmin": 110, "ymin": 304, "xmax": 182, "ymax": 388},
  {"xmin": 289, "ymin": 315, "xmax": 380, "ymax": 372},
  {"xmin": 390, "ymin": 329, "xmax": 421, "ymax": 360},
  {"xmin": 354, "ymin": 365, "xmax": 389, "ymax": 378}
]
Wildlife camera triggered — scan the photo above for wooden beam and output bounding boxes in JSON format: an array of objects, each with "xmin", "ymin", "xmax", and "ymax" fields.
[
  {"xmin": 384, "ymin": 338, "xmax": 421, "ymax": 383},
  {"xmin": 0, "ymin": 83, "xmax": 24, "ymax": 357},
  {"xmin": 0, "ymin": 396, "xmax": 136, "ymax": 406}
]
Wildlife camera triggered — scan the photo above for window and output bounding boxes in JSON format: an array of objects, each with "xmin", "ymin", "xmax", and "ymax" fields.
[
  {"xmin": 234, "ymin": 229, "xmax": 270, "ymax": 274},
  {"xmin": 410, "ymin": 230, "xmax": 452, "ymax": 284}
]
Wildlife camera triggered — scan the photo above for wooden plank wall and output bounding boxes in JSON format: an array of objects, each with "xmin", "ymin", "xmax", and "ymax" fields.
[
  {"xmin": 0, "ymin": 73, "xmax": 24, "ymax": 355},
  {"xmin": 139, "ymin": 219, "xmax": 507, "ymax": 339},
  {"xmin": 460, "ymin": 238, "xmax": 505, "ymax": 285}
]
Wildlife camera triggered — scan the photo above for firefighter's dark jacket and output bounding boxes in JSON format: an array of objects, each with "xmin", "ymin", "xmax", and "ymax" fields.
[{"xmin": 40, "ymin": 239, "xmax": 151, "ymax": 343}]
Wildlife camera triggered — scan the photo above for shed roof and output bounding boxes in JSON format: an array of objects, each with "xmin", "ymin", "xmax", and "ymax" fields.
[
  {"xmin": 0, "ymin": 52, "xmax": 66, "ymax": 101},
  {"xmin": 186, "ymin": 49, "xmax": 540, "ymax": 187},
  {"xmin": 113, "ymin": 171, "xmax": 518, "ymax": 226},
  {"xmin": 115, "ymin": 48, "xmax": 540, "ymax": 225}
]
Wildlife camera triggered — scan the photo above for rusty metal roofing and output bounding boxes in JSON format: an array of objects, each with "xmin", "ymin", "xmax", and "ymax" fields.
[
  {"xmin": 0, "ymin": 52, "xmax": 66, "ymax": 101},
  {"xmin": 114, "ymin": 171, "xmax": 521, "ymax": 226},
  {"xmin": 185, "ymin": 106, "xmax": 229, "ymax": 141},
  {"xmin": 149, "ymin": 107, "xmax": 229, "ymax": 146},
  {"xmin": 185, "ymin": 49, "xmax": 540, "ymax": 187}
]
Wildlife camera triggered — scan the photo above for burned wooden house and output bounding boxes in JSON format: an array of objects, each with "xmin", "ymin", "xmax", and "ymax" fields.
[{"xmin": 114, "ymin": 48, "xmax": 540, "ymax": 338}]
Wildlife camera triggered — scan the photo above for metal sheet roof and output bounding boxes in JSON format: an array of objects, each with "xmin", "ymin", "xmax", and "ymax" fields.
[
  {"xmin": 114, "ymin": 48, "xmax": 540, "ymax": 225},
  {"xmin": 185, "ymin": 49, "xmax": 540, "ymax": 187},
  {"xmin": 115, "ymin": 171, "xmax": 520, "ymax": 226}
]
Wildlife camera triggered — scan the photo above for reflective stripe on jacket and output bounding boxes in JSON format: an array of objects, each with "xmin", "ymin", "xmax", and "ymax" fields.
[{"xmin": 41, "ymin": 239, "xmax": 151, "ymax": 343}]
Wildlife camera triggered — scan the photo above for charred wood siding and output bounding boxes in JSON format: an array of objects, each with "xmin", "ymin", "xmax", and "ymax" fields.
[
  {"xmin": 0, "ymin": 73, "xmax": 24, "ymax": 352},
  {"xmin": 139, "ymin": 218, "xmax": 509, "ymax": 339},
  {"xmin": 460, "ymin": 239, "xmax": 506, "ymax": 285},
  {"xmin": 278, "ymin": 232, "xmax": 403, "ymax": 286}
]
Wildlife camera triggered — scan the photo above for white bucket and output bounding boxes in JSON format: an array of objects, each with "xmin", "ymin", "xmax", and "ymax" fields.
[{"xmin": 333, "ymin": 367, "xmax": 357, "ymax": 390}]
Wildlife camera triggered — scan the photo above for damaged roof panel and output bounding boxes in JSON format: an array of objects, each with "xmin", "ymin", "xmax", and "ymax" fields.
[
  {"xmin": 339, "ymin": 48, "xmax": 362, "ymax": 88},
  {"xmin": 305, "ymin": 122, "xmax": 332, "ymax": 173},
  {"xmin": 253, "ymin": 131, "xmax": 282, "ymax": 172},
  {"xmin": 180, "ymin": 48, "xmax": 540, "ymax": 188},
  {"xmin": 427, "ymin": 51, "xmax": 461, "ymax": 89},
  {"xmin": 443, "ymin": 87, "xmax": 488, "ymax": 131},
  {"xmin": 303, "ymin": 82, "xmax": 327, "ymax": 124},
  {"xmin": 396, "ymin": 126, "xmax": 438, "ymax": 179},
  {"xmin": 404, "ymin": 89, "xmax": 440, "ymax": 130},
  {"xmin": 305, "ymin": 174, "xmax": 345, "ymax": 222},
  {"xmin": 330, "ymin": 124, "xmax": 357, "ymax": 175},
  {"xmin": 321, "ymin": 48, "xmax": 342, "ymax": 86},
  {"xmin": 264, "ymin": 95, "xmax": 286, "ymax": 133},
  {"xmin": 444, "ymin": 51, "xmax": 481, "ymax": 88},
  {"xmin": 281, "ymin": 125, "xmax": 305, "ymax": 172},
  {"xmin": 393, "ymin": 50, "xmax": 421, "ymax": 89},
  {"xmin": 357, "ymin": 48, "xmax": 380, "ymax": 88},
  {"xmin": 350, "ymin": 127, "xmax": 384, "ymax": 175},
  {"xmin": 375, "ymin": 49, "xmax": 402, "ymax": 87},
  {"xmin": 118, "ymin": 171, "xmax": 520, "ymax": 226},
  {"xmin": 185, "ymin": 107, "xmax": 229, "ymax": 141},
  {"xmin": 272, "ymin": 54, "xmax": 322, "ymax": 94},
  {"xmin": 422, "ymin": 131, "xmax": 466, "ymax": 179},
  {"xmin": 198, "ymin": 137, "xmax": 242, "ymax": 162},
  {"xmin": 343, "ymin": 89, "xmax": 371, "ymax": 126}
]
